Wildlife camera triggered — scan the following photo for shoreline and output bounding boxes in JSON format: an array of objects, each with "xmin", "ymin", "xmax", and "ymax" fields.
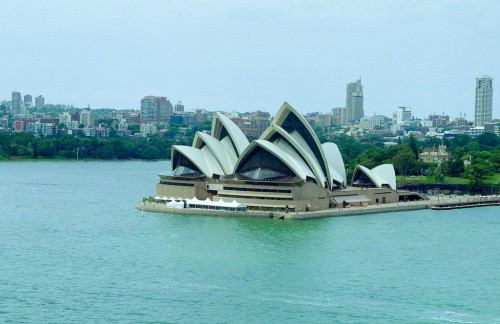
[
  {"xmin": 0, "ymin": 157, "xmax": 169, "ymax": 162},
  {"xmin": 137, "ymin": 195, "xmax": 499, "ymax": 220}
]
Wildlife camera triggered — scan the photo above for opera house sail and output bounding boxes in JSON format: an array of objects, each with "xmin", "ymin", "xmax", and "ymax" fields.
[{"xmin": 157, "ymin": 102, "xmax": 410, "ymax": 212}]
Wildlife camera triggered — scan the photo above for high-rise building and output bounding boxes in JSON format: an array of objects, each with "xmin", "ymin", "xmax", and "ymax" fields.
[
  {"xmin": 140, "ymin": 96, "xmax": 173, "ymax": 123},
  {"xmin": 24, "ymin": 94, "xmax": 32, "ymax": 107},
  {"xmin": 79, "ymin": 109, "xmax": 94, "ymax": 127},
  {"xmin": 346, "ymin": 79, "xmax": 364, "ymax": 123},
  {"xmin": 35, "ymin": 95, "xmax": 45, "ymax": 109},
  {"xmin": 331, "ymin": 107, "xmax": 349, "ymax": 126},
  {"xmin": 396, "ymin": 107, "xmax": 412, "ymax": 124},
  {"xmin": 12, "ymin": 91, "xmax": 22, "ymax": 115},
  {"xmin": 475, "ymin": 75, "xmax": 493, "ymax": 126},
  {"xmin": 174, "ymin": 101, "xmax": 185, "ymax": 114},
  {"xmin": 315, "ymin": 113, "xmax": 331, "ymax": 127},
  {"xmin": 195, "ymin": 109, "xmax": 209, "ymax": 124}
]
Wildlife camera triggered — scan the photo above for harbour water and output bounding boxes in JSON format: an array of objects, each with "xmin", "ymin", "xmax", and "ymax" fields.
[{"xmin": 1, "ymin": 161, "xmax": 499, "ymax": 323}]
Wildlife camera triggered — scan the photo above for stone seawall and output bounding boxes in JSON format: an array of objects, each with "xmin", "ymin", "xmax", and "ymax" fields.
[
  {"xmin": 399, "ymin": 182, "xmax": 499, "ymax": 195},
  {"xmin": 137, "ymin": 202, "xmax": 273, "ymax": 218},
  {"xmin": 137, "ymin": 195, "xmax": 498, "ymax": 220},
  {"xmin": 137, "ymin": 201, "xmax": 430, "ymax": 220},
  {"xmin": 284, "ymin": 203, "xmax": 427, "ymax": 220}
]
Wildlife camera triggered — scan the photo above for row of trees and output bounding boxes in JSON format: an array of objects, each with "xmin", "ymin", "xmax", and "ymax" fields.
[
  {"xmin": 346, "ymin": 133, "xmax": 500, "ymax": 188},
  {"xmin": 0, "ymin": 132, "xmax": 191, "ymax": 160},
  {"xmin": 1, "ymin": 129, "xmax": 499, "ymax": 187}
]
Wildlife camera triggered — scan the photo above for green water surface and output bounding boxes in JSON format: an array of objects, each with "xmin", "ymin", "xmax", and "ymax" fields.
[{"xmin": 1, "ymin": 161, "xmax": 499, "ymax": 323}]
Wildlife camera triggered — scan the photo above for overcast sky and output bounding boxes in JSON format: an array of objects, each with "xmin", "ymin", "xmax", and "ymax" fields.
[{"xmin": 1, "ymin": 0, "xmax": 499, "ymax": 119}]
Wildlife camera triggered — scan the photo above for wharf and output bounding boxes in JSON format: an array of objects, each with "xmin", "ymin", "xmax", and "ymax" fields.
[
  {"xmin": 137, "ymin": 195, "xmax": 499, "ymax": 220},
  {"xmin": 430, "ymin": 197, "xmax": 500, "ymax": 210}
]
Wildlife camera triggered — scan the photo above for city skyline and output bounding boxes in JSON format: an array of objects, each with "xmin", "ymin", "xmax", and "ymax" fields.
[
  {"xmin": 2, "ymin": 86, "xmax": 494, "ymax": 123},
  {"xmin": 2, "ymin": 1, "xmax": 499, "ymax": 119}
]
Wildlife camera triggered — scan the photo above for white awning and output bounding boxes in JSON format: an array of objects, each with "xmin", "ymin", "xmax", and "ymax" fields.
[{"xmin": 185, "ymin": 197, "xmax": 246, "ymax": 209}]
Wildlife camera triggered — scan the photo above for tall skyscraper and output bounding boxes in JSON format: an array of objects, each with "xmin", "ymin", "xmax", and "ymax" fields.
[
  {"xmin": 140, "ymin": 96, "xmax": 173, "ymax": 123},
  {"xmin": 12, "ymin": 91, "xmax": 22, "ymax": 115},
  {"xmin": 475, "ymin": 75, "xmax": 493, "ymax": 126},
  {"xmin": 24, "ymin": 94, "xmax": 32, "ymax": 107},
  {"xmin": 346, "ymin": 79, "xmax": 364, "ymax": 123},
  {"xmin": 35, "ymin": 95, "xmax": 45, "ymax": 109}
]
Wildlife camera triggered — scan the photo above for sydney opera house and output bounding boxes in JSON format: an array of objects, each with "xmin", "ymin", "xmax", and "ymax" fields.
[{"xmin": 156, "ymin": 103, "xmax": 420, "ymax": 212}]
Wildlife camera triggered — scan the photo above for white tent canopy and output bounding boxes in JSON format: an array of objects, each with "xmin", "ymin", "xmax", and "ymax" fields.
[
  {"xmin": 166, "ymin": 201, "xmax": 185, "ymax": 209},
  {"xmin": 153, "ymin": 196, "xmax": 247, "ymax": 211},
  {"xmin": 185, "ymin": 197, "xmax": 247, "ymax": 211}
]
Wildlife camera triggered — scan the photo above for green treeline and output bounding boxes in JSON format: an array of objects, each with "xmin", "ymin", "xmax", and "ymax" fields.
[
  {"xmin": 0, "ymin": 132, "xmax": 190, "ymax": 160},
  {"xmin": 336, "ymin": 132, "xmax": 500, "ymax": 190},
  {"xmin": 1, "ymin": 131, "xmax": 499, "ymax": 189}
]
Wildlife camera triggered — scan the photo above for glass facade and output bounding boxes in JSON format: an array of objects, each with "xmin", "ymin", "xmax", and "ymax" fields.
[{"xmin": 237, "ymin": 147, "xmax": 294, "ymax": 180}]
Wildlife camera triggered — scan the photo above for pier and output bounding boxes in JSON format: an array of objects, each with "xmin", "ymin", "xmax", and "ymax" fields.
[{"xmin": 430, "ymin": 196, "xmax": 500, "ymax": 210}]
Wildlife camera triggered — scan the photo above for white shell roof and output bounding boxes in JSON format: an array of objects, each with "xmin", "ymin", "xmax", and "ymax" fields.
[
  {"xmin": 328, "ymin": 166, "xmax": 345, "ymax": 187},
  {"xmin": 271, "ymin": 102, "xmax": 332, "ymax": 188},
  {"xmin": 184, "ymin": 112, "xmax": 250, "ymax": 178},
  {"xmin": 289, "ymin": 131, "xmax": 318, "ymax": 166},
  {"xmin": 273, "ymin": 137, "xmax": 316, "ymax": 181},
  {"xmin": 235, "ymin": 140, "xmax": 309, "ymax": 180},
  {"xmin": 193, "ymin": 132, "xmax": 235, "ymax": 174},
  {"xmin": 272, "ymin": 102, "xmax": 330, "ymax": 178},
  {"xmin": 168, "ymin": 102, "xmax": 348, "ymax": 188},
  {"xmin": 212, "ymin": 112, "xmax": 249, "ymax": 156},
  {"xmin": 172, "ymin": 145, "xmax": 224, "ymax": 178},
  {"xmin": 322, "ymin": 142, "xmax": 346, "ymax": 187},
  {"xmin": 260, "ymin": 124, "xmax": 326, "ymax": 187},
  {"xmin": 353, "ymin": 164, "xmax": 397, "ymax": 190},
  {"xmin": 220, "ymin": 136, "xmax": 239, "ymax": 167},
  {"xmin": 372, "ymin": 164, "xmax": 397, "ymax": 190}
]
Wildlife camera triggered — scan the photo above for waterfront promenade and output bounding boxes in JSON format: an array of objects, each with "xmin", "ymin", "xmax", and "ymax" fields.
[{"xmin": 137, "ymin": 195, "xmax": 499, "ymax": 220}]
